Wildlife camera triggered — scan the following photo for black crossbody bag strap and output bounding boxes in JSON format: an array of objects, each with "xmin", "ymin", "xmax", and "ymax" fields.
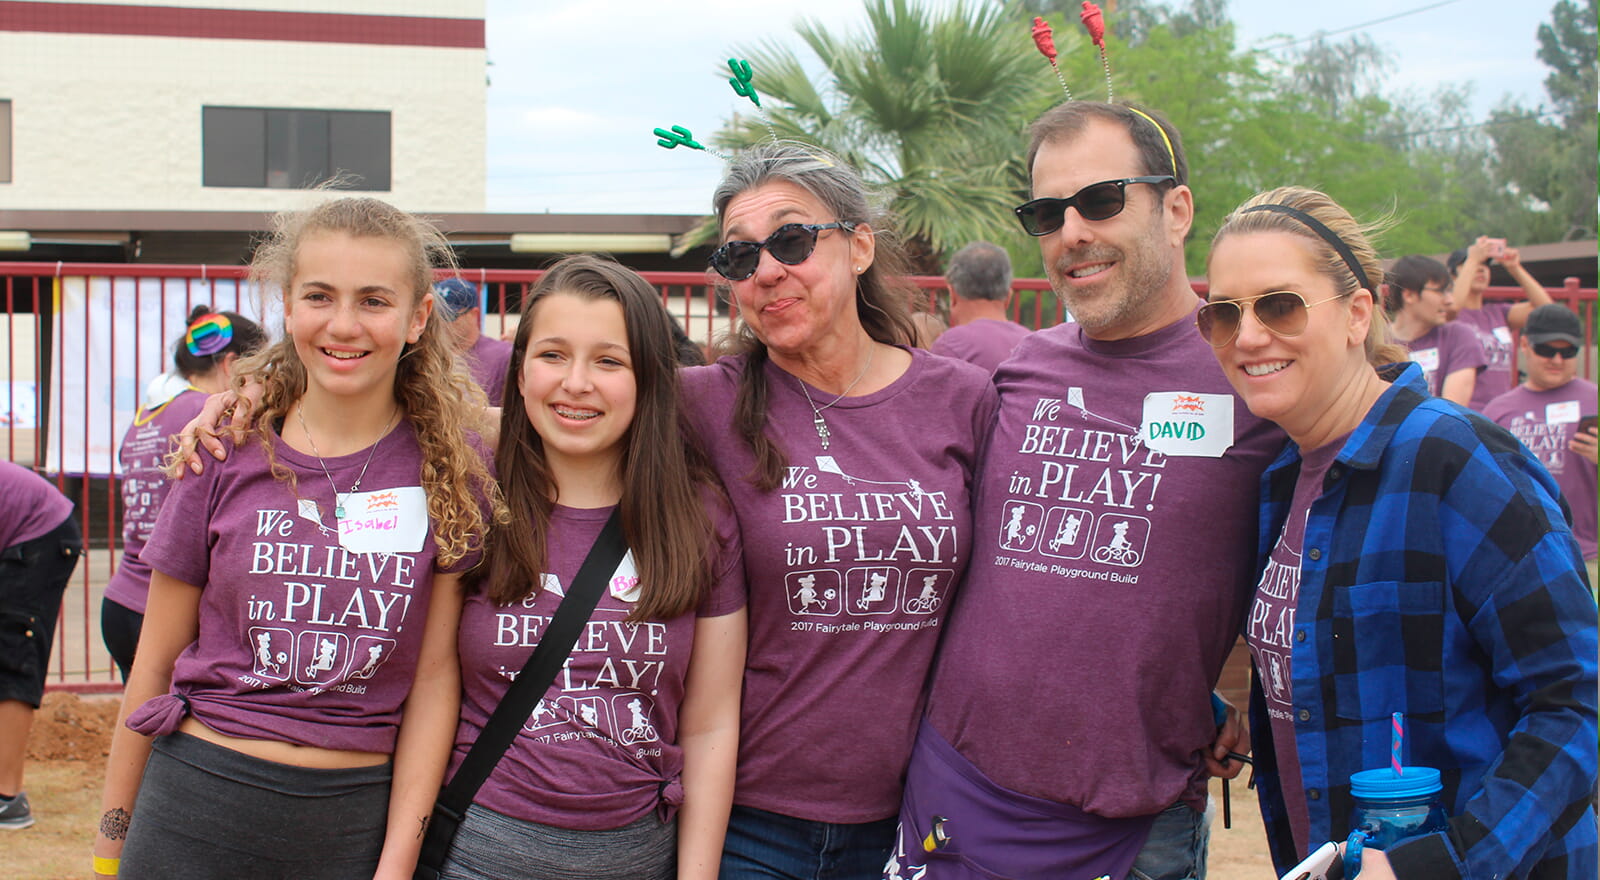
[{"xmin": 414, "ymin": 509, "xmax": 626, "ymax": 880}]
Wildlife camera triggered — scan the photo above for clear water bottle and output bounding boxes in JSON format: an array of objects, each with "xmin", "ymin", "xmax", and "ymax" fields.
[{"xmin": 1343, "ymin": 766, "xmax": 1450, "ymax": 876}]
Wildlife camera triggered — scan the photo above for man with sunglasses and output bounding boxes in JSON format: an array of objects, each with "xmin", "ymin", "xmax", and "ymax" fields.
[
  {"xmin": 1484, "ymin": 304, "xmax": 1597, "ymax": 588},
  {"xmin": 888, "ymin": 102, "xmax": 1286, "ymax": 880}
]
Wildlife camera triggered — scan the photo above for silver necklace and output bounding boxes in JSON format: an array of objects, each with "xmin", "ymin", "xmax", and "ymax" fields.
[
  {"xmin": 297, "ymin": 404, "xmax": 398, "ymax": 520},
  {"xmin": 796, "ymin": 344, "xmax": 875, "ymax": 450}
]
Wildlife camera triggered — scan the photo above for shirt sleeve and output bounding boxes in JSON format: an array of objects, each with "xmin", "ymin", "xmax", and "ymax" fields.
[{"xmin": 1388, "ymin": 420, "xmax": 1598, "ymax": 879}]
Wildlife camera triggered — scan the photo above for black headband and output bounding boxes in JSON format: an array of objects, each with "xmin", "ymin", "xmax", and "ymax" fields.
[{"xmin": 1241, "ymin": 204, "xmax": 1372, "ymax": 294}]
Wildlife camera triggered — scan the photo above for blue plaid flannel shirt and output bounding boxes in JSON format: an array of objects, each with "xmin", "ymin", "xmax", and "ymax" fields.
[{"xmin": 1249, "ymin": 363, "xmax": 1598, "ymax": 879}]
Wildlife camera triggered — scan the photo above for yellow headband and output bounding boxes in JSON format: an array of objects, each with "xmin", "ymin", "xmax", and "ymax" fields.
[{"xmin": 1126, "ymin": 106, "xmax": 1177, "ymax": 179}]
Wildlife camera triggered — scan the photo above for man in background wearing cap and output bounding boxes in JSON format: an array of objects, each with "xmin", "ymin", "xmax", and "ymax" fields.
[
  {"xmin": 931, "ymin": 241, "xmax": 1031, "ymax": 373},
  {"xmin": 434, "ymin": 278, "xmax": 514, "ymax": 406},
  {"xmin": 1484, "ymin": 304, "xmax": 1597, "ymax": 590},
  {"xmin": 1447, "ymin": 235, "xmax": 1554, "ymax": 411}
]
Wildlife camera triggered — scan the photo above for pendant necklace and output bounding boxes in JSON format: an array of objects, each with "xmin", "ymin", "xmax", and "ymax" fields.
[
  {"xmin": 796, "ymin": 344, "xmax": 875, "ymax": 450},
  {"xmin": 297, "ymin": 404, "xmax": 398, "ymax": 521}
]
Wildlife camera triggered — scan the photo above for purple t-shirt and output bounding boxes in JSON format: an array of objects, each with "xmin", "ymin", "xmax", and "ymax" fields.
[
  {"xmin": 0, "ymin": 460, "xmax": 74, "ymax": 549},
  {"xmin": 135, "ymin": 422, "xmax": 475, "ymax": 754},
  {"xmin": 1245, "ymin": 434, "xmax": 1345, "ymax": 858},
  {"xmin": 451, "ymin": 500, "xmax": 745, "ymax": 830},
  {"xmin": 106, "ymin": 389, "xmax": 208, "ymax": 614},
  {"xmin": 1484, "ymin": 379, "xmax": 1598, "ymax": 559},
  {"xmin": 1453, "ymin": 303, "xmax": 1516, "ymax": 410},
  {"xmin": 681, "ymin": 347, "xmax": 998, "ymax": 823},
  {"xmin": 924, "ymin": 310, "xmax": 1286, "ymax": 817},
  {"xmin": 1402, "ymin": 322, "xmax": 1486, "ymax": 399},
  {"xmin": 465, "ymin": 334, "xmax": 514, "ymax": 407},
  {"xmin": 932, "ymin": 319, "xmax": 1032, "ymax": 373}
]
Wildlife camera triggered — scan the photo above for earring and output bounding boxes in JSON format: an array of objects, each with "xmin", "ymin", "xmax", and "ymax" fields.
[{"xmin": 854, "ymin": 266, "xmax": 864, "ymax": 274}]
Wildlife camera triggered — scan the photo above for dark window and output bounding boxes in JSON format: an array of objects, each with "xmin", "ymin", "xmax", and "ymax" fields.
[
  {"xmin": 202, "ymin": 106, "xmax": 390, "ymax": 190},
  {"xmin": 0, "ymin": 100, "xmax": 11, "ymax": 184}
]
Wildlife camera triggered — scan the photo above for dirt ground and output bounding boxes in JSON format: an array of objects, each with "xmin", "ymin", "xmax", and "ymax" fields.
[{"xmin": 0, "ymin": 693, "xmax": 1280, "ymax": 879}]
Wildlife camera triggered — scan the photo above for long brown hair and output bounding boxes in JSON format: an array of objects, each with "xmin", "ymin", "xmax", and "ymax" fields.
[
  {"xmin": 465, "ymin": 254, "xmax": 719, "ymax": 622},
  {"xmin": 710, "ymin": 142, "xmax": 917, "ymax": 490},
  {"xmin": 229, "ymin": 196, "xmax": 504, "ymax": 567}
]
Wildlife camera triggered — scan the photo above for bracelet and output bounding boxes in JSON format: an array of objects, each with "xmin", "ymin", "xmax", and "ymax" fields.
[{"xmin": 93, "ymin": 855, "xmax": 120, "ymax": 875}]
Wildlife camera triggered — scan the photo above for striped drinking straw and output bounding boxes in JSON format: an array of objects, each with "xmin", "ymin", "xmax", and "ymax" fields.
[{"xmin": 1392, "ymin": 712, "xmax": 1404, "ymax": 775}]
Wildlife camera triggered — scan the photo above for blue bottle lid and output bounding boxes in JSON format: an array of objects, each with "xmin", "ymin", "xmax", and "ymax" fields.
[{"xmin": 1351, "ymin": 766, "xmax": 1442, "ymax": 801}]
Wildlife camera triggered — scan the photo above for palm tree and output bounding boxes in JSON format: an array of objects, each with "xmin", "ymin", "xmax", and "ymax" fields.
[{"xmin": 693, "ymin": 0, "xmax": 1066, "ymax": 272}]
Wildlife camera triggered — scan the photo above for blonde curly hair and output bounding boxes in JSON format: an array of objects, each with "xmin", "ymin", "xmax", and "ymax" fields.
[{"xmin": 232, "ymin": 196, "xmax": 505, "ymax": 566}]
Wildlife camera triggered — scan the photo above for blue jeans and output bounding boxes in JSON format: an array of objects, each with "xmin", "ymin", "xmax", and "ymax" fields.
[
  {"xmin": 720, "ymin": 804, "xmax": 897, "ymax": 880},
  {"xmin": 1128, "ymin": 799, "xmax": 1210, "ymax": 880}
]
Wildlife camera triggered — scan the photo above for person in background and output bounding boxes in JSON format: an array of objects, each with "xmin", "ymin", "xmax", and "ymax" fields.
[
  {"xmin": 688, "ymin": 142, "xmax": 998, "ymax": 879},
  {"xmin": 1446, "ymin": 236, "xmax": 1553, "ymax": 410},
  {"xmin": 0, "ymin": 461, "xmax": 81, "ymax": 830},
  {"xmin": 103, "ymin": 306, "xmax": 267, "ymax": 680},
  {"xmin": 1204, "ymin": 185, "xmax": 1596, "ymax": 879},
  {"xmin": 930, "ymin": 241, "xmax": 1030, "ymax": 372},
  {"xmin": 1383, "ymin": 255, "xmax": 1484, "ymax": 405},
  {"xmin": 670, "ymin": 313, "xmax": 708, "ymax": 366},
  {"xmin": 435, "ymin": 277, "xmax": 515, "ymax": 406},
  {"xmin": 1484, "ymin": 304, "xmax": 1597, "ymax": 590}
]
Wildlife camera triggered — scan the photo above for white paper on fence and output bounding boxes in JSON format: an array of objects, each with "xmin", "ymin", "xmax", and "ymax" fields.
[
  {"xmin": 1, "ymin": 381, "xmax": 38, "ymax": 429},
  {"xmin": 48, "ymin": 276, "xmax": 278, "ymax": 476}
]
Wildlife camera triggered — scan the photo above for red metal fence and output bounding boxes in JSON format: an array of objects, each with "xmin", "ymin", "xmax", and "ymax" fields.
[{"xmin": 0, "ymin": 262, "xmax": 1592, "ymax": 691}]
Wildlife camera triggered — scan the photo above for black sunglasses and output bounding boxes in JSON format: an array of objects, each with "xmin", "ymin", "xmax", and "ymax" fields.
[
  {"xmin": 1195, "ymin": 290, "xmax": 1344, "ymax": 348},
  {"xmin": 1014, "ymin": 176, "xmax": 1175, "ymax": 236},
  {"xmin": 709, "ymin": 221, "xmax": 855, "ymax": 281},
  {"xmin": 1532, "ymin": 342, "xmax": 1579, "ymax": 360}
]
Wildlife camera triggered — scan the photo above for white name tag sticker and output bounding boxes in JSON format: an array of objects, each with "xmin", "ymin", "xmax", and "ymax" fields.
[
  {"xmin": 1411, "ymin": 347, "xmax": 1440, "ymax": 373},
  {"xmin": 1141, "ymin": 392, "xmax": 1234, "ymax": 458},
  {"xmin": 1547, "ymin": 400, "xmax": 1582, "ymax": 425},
  {"xmin": 336, "ymin": 486, "xmax": 427, "ymax": 554}
]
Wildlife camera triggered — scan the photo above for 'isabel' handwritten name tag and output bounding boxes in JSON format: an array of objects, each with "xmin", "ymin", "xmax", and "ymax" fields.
[{"xmin": 335, "ymin": 486, "xmax": 427, "ymax": 554}]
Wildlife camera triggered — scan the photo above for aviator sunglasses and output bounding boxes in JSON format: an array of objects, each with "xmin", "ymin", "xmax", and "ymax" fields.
[
  {"xmin": 1532, "ymin": 342, "xmax": 1579, "ymax": 360},
  {"xmin": 1013, "ymin": 175, "xmax": 1175, "ymax": 236},
  {"xmin": 1195, "ymin": 290, "xmax": 1345, "ymax": 348},
  {"xmin": 709, "ymin": 221, "xmax": 855, "ymax": 281}
]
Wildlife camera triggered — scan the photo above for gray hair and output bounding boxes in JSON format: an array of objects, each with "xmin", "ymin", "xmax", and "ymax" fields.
[
  {"xmin": 708, "ymin": 142, "xmax": 916, "ymax": 490},
  {"xmin": 946, "ymin": 241, "xmax": 1013, "ymax": 302},
  {"xmin": 712, "ymin": 142, "xmax": 915, "ymax": 349}
]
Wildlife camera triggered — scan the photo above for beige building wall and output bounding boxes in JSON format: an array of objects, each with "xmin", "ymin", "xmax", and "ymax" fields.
[{"xmin": 0, "ymin": 0, "xmax": 486, "ymax": 212}]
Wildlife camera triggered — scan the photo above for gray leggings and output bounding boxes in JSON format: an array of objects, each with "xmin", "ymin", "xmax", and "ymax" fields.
[
  {"xmin": 120, "ymin": 732, "xmax": 392, "ymax": 880},
  {"xmin": 440, "ymin": 803, "xmax": 676, "ymax": 880}
]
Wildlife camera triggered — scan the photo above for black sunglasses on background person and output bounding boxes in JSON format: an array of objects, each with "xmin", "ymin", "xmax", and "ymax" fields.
[
  {"xmin": 1013, "ymin": 175, "xmax": 1176, "ymax": 236},
  {"xmin": 709, "ymin": 221, "xmax": 857, "ymax": 281}
]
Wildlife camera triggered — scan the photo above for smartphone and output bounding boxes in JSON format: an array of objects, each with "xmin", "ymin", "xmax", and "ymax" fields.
[
  {"xmin": 1579, "ymin": 415, "xmax": 1597, "ymax": 436},
  {"xmin": 1485, "ymin": 238, "xmax": 1507, "ymax": 258},
  {"xmin": 1279, "ymin": 841, "xmax": 1343, "ymax": 880}
]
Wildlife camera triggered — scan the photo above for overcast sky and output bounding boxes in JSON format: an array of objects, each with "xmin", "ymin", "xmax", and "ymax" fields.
[{"xmin": 482, "ymin": 0, "xmax": 1557, "ymax": 215}]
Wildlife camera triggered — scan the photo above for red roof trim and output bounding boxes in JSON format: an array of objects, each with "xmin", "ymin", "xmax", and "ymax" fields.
[{"xmin": 0, "ymin": 2, "xmax": 484, "ymax": 49}]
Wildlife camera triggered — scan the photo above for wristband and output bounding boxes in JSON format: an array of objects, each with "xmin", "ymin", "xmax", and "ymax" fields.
[{"xmin": 94, "ymin": 855, "xmax": 120, "ymax": 875}]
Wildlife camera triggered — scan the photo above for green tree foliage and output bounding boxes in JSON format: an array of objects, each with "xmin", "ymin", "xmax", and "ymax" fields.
[
  {"xmin": 1485, "ymin": 0, "xmax": 1597, "ymax": 242},
  {"xmin": 703, "ymin": 0, "xmax": 1580, "ymax": 281},
  {"xmin": 707, "ymin": 0, "xmax": 1058, "ymax": 272}
]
